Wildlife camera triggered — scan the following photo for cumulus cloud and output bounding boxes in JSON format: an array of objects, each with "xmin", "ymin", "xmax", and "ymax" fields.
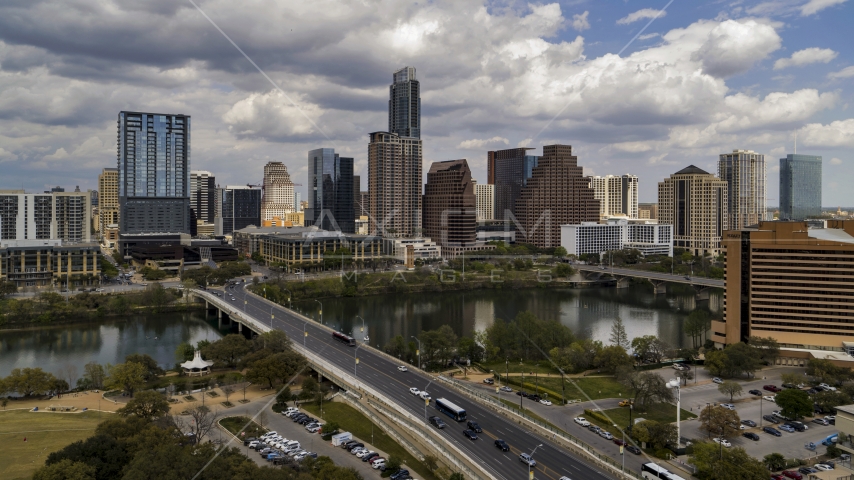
[
  {"xmin": 617, "ymin": 8, "xmax": 666, "ymax": 25},
  {"xmin": 800, "ymin": 0, "xmax": 847, "ymax": 16},
  {"xmin": 798, "ymin": 119, "xmax": 854, "ymax": 147},
  {"xmin": 571, "ymin": 11, "xmax": 590, "ymax": 31},
  {"xmin": 692, "ymin": 19, "xmax": 782, "ymax": 78},
  {"xmin": 773, "ymin": 47, "xmax": 838, "ymax": 69},
  {"xmin": 457, "ymin": 137, "xmax": 509, "ymax": 149},
  {"xmin": 828, "ymin": 66, "xmax": 854, "ymax": 79},
  {"xmin": 831, "ymin": 157, "xmax": 843, "ymax": 165}
]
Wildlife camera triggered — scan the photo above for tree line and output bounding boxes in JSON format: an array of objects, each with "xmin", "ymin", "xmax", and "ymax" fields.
[{"xmin": 180, "ymin": 261, "xmax": 251, "ymax": 287}]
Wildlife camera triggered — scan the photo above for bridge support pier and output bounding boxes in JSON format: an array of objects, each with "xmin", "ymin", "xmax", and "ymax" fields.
[
  {"xmin": 238, "ymin": 321, "xmax": 242, "ymax": 333},
  {"xmin": 614, "ymin": 275, "xmax": 632, "ymax": 289},
  {"xmin": 649, "ymin": 279, "xmax": 667, "ymax": 295},
  {"xmin": 694, "ymin": 286, "xmax": 711, "ymax": 301}
]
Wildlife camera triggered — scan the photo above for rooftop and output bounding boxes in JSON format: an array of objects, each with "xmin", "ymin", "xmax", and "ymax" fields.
[
  {"xmin": 808, "ymin": 227, "xmax": 854, "ymax": 245},
  {"xmin": 673, "ymin": 165, "xmax": 710, "ymax": 175}
]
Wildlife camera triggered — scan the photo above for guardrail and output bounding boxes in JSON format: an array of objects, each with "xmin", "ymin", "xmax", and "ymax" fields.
[
  {"xmin": 438, "ymin": 375, "xmax": 642, "ymax": 480},
  {"xmin": 336, "ymin": 394, "xmax": 426, "ymax": 464},
  {"xmin": 193, "ymin": 289, "xmax": 494, "ymax": 480}
]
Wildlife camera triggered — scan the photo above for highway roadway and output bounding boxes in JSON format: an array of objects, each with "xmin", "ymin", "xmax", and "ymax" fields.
[
  {"xmin": 575, "ymin": 265, "xmax": 724, "ymax": 288},
  {"xmin": 215, "ymin": 282, "xmax": 622, "ymax": 480}
]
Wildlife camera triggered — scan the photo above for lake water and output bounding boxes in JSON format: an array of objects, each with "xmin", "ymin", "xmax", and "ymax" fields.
[
  {"xmin": 291, "ymin": 283, "xmax": 723, "ymax": 351},
  {"xmin": 0, "ymin": 284, "xmax": 722, "ymax": 379},
  {"xmin": 0, "ymin": 311, "xmax": 224, "ymax": 379}
]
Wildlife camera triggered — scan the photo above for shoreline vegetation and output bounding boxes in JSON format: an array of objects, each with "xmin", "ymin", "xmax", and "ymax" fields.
[{"xmin": 0, "ymin": 284, "xmax": 203, "ymax": 330}]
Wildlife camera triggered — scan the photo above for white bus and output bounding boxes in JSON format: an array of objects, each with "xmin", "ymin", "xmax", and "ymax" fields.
[
  {"xmin": 641, "ymin": 463, "xmax": 687, "ymax": 480},
  {"xmin": 435, "ymin": 398, "xmax": 467, "ymax": 422}
]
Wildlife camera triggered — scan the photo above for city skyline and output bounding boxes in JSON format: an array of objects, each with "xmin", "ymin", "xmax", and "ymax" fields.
[{"xmin": 0, "ymin": 2, "xmax": 851, "ymax": 205}]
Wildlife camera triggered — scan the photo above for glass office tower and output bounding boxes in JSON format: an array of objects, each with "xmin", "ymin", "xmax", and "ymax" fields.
[
  {"xmin": 215, "ymin": 186, "xmax": 261, "ymax": 236},
  {"xmin": 117, "ymin": 111, "xmax": 191, "ymax": 234},
  {"xmin": 388, "ymin": 67, "xmax": 421, "ymax": 139},
  {"xmin": 780, "ymin": 154, "xmax": 822, "ymax": 220},
  {"xmin": 308, "ymin": 148, "xmax": 355, "ymax": 233}
]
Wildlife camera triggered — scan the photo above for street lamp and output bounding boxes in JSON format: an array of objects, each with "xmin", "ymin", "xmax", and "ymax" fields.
[
  {"xmin": 528, "ymin": 444, "xmax": 543, "ymax": 479},
  {"xmin": 666, "ymin": 379, "xmax": 681, "ymax": 448},
  {"xmin": 314, "ymin": 299, "xmax": 323, "ymax": 324},
  {"xmin": 356, "ymin": 315, "xmax": 366, "ymax": 342},
  {"xmin": 270, "ymin": 305, "xmax": 274, "ymax": 328},
  {"xmin": 303, "ymin": 321, "xmax": 308, "ymax": 347},
  {"xmin": 354, "ymin": 344, "xmax": 363, "ymax": 389},
  {"xmin": 282, "ymin": 287, "xmax": 293, "ymax": 309},
  {"xmin": 411, "ymin": 336, "xmax": 421, "ymax": 369}
]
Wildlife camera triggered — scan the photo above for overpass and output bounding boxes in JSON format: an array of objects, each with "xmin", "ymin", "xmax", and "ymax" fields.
[
  {"xmin": 193, "ymin": 286, "xmax": 642, "ymax": 480},
  {"xmin": 575, "ymin": 265, "xmax": 724, "ymax": 295}
]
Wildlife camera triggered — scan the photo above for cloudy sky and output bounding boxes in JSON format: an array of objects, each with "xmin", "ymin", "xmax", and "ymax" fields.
[{"xmin": 0, "ymin": 0, "xmax": 852, "ymax": 206}]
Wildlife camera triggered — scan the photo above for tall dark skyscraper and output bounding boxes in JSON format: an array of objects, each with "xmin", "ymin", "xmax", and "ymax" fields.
[
  {"xmin": 388, "ymin": 67, "xmax": 420, "ymax": 139},
  {"xmin": 422, "ymin": 159, "xmax": 477, "ymax": 250},
  {"xmin": 487, "ymin": 147, "xmax": 538, "ymax": 220},
  {"xmin": 117, "ymin": 111, "xmax": 191, "ymax": 234},
  {"xmin": 308, "ymin": 148, "xmax": 355, "ymax": 233},
  {"xmin": 215, "ymin": 186, "xmax": 261, "ymax": 236},
  {"xmin": 780, "ymin": 154, "xmax": 822, "ymax": 220},
  {"xmin": 190, "ymin": 171, "xmax": 216, "ymax": 224}
]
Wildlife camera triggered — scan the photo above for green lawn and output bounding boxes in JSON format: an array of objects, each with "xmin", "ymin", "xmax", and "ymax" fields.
[
  {"xmin": 583, "ymin": 403, "xmax": 697, "ymax": 438},
  {"xmin": 496, "ymin": 398, "xmax": 566, "ymax": 433},
  {"xmin": 479, "ymin": 361, "xmax": 560, "ymax": 375},
  {"xmin": 219, "ymin": 416, "xmax": 266, "ymax": 439},
  {"xmin": 0, "ymin": 411, "xmax": 104, "ymax": 480},
  {"xmin": 302, "ymin": 402, "xmax": 440, "ymax": 480}
]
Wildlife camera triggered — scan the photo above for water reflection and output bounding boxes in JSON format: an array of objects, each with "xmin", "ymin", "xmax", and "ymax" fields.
[
  {"xmin": 0, "ymin": 311, "xmax": 224, "ymax": 378},
  {"xmin": 294, "ymin": 284, "xmax": 721, "ymax": 350}
]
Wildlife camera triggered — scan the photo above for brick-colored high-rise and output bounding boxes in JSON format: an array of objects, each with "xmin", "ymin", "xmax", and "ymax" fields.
[
  {"xmin": 515, "ymin": 145, "xmax": 599, "ymax": 248},
  {"xmin": 367, "ymin": 131, "xmax": 422, "ymax": 237},
  {"xmin": 422, "ymin": 159, "xmax": 477, "ymax": 248}
]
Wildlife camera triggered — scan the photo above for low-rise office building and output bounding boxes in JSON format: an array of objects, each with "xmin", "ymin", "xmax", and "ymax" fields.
[
  {"xmin": 715, "ymin": 220, "xmax": 854, "ymax": 366},
  {"xmin": 382, "ymin": 237, "xmax": 441, "ymax": 263},
  {"xmin": 560, "ymin": 218, "xmax": 673, "ymax": 257},
  {"xmin": 233, "ymin": 226, "xmax": 320, "ymax": 259},
  {"xmin": 0, "ymin": 239, "xmax": 100, "ymax": 290},
  {"xmin": 257, "ymin": 230, "xmax": 383, "ymax": 266}
]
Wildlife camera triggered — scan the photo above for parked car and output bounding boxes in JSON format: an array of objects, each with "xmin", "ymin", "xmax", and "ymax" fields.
[
  {"xmin": 712, "ymin": 377, "xmax": 724, "ymax": 384},
  {"xmin": 626, "ymin": 445, "xmax": 642, "ymax": 455},
  {"xmin": 741, "ymin": 419, "xmax": 757, "ymax": 427},
  {"xmin": 782, "ymin": 471, "xmax": 803, "ymax": 479},
  {"xmin": 540, "ymin": 399, "xmax": 552, "ymax": 406},
  {"xmin": 763, "ymin": 426, "xmax": 782, "ymax": 436},
  {"xmin": 463, "ymin": 429, "xmax": 478, "ymax": 440},
  {"xmin": 243, "ymin": 437, "xmax": 257, "ymax": 446},
  {"xmin": 721, "ymin": 403, "xmax": 735, "ymax": 410},
  {"xmin": 785, "ymin": 422, "xmax": 807, "ymax": 432},
  {"xmin": 742, "ymin": 432, "xmax": 760, "ymax": 441},
  {"xmin": 798, "ymin": 467, "xmax": 818, "ymax": 475},
  {"xmin": 519, "ymin": 453, "xmax": 537, "ymax": 467},
  {"xmin": 483, "ymin": 378, "xmax": 494, "ymax": 384},
  {"xmin": 362, "ymin": 452, "xmax": 380, "ymax": 462},
  {"xmin": 814, "ymin": 464, "xmax": 834, "ymax": 471},
  {"xmin": 779, "ymin": 424, "xmax": 796, "ymax": 433},
  {"xmin": 599, "ymin": 430, "xmax": 614, "ymax": 440},
  {"xmin": 764, "ymin": 414, "xmax": 781, "ymax": 423},
  {"xmin": 613, "ymin": 438, "xmax": 626, "ymax": 446},
  {"xmin": 574, "ymin": 417, "xmax": 590, "ymax": 427},
  {"xmin": 500, "ymin": 386, "xmax": 513, "ymax": 392},
  {"xmin": 587, "ymin": 424, "xmax": 601, "ymax": 433},
  {"xmin": 818, "ymin": 383, "xmax": 837, "ymax": 392},
  {"xmin": 825, "ymin": 415, "xmax": 836, "ymax": 425},
  {"xmin": 712, "ymin": 438, "xmax": 731, "ymax": 448},
  {"xmin": 764, "ymin": 385, "xmax": 782, "ymax": 392},
  {"xmin": 619, "ymin": 399, "xmax": 634, "ymax": 407},
  {"xmin": 371, "ymin": 458, "xmax": 386, "ymax": 469},
  {"xmin": 494, "ymin": 439, "xmax": 510, "ymax": 451},
  {"xmin": 763, "ymin": 395, "xmax": 776, "ymax": 402},
  {"xmin": 389, "ymin": 469, "xmax": 411, "ymax": 480}
]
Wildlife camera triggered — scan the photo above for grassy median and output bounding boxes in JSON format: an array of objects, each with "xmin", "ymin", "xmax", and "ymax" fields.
[
  {"xmin": 302, "ymin": 401, "xmax": 440, "ymax": 480},
  {"xmin": 0, "ymin": 410, "xmax": 103, "ymax": 480}
]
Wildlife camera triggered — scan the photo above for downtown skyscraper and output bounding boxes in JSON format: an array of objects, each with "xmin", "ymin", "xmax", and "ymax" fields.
[
  {"xmin": 487, "ymin": 148, "xmax": 538, "ymax": 220},
  {"xmin": 368, "ymin": 67, "xmax": 422, "ymax": 237},
  {"xmin": 718, "ymin": 149, "xmax": 766, "ymax": 230},
  {"xmin": 308, "ymin": 148, "xmax": 354, "ymax": 233},
  {"xmin": 117, "ymin": 111, "xmax": 191, "ymax": 234},
  {"xmin": 261, "ymin": 161, "xmax": 295, "ymax": 221},
  {"xmin": 780, "ymin": 154, "xmax": 822, "ymax": 220}
]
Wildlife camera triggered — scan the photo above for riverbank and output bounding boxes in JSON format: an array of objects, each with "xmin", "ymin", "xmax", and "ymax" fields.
[{"xmin": 0, "ymin": 303, "xmax": 204, "ymax": 331}]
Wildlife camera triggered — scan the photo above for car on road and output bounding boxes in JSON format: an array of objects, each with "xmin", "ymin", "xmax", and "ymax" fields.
[
  {"xmin": 463, "ymin": 429, "xmax": 478, "ymax": 440},
  {"xmin": 429, "ymin": 416, "xmax": 446, "ymax": 429},
  {"xmin": 763, "ymin": 395, "xmax": 776, "ymax": 402},
  {"xmin": 519, "ymin": 453, "xmax": 537, "ymax": 467},
  {"xmin": 599, "ymin": 430, "xmax": 614, "ymax": 440},
  {"xmin": 540, "ymin": 399, "xmax": 552, "ymax": 406},
  {"xmin": 782, "ymin": 471, "xmax": 803, "ymax": 479},
  {"xmin": 712, "ymin": 438, "xmax": 731, "ymax": 447},
  {"xmin": 748, "ymin": 389, "xmax": 762, "ymax": 396},
  {"xmin": 574, "ymin": 417, "xmax": 590, "ymax": 427},
  {"xmin": 409, "ymin": 387, "xmax": 420, "ymax": 396},
  {"xmin": 397, "ymin": 365, "xmax": 408, "ymax": 372},
  {"xmin": 500, "ymin": 386, "xmax": 513, "ymax": 392},
  {"xmin": 494, "ymin": 439, "xmax": 510, "ymax": 451},
  {"xmin": 779, "ymin": 424, "xmax": 796, "ymax": 433},
  {"xmin": 764, "ymin": 385, "xmax": 782, "ymax": 392},
  {"xmin": 467, "ymin": 421, "xmax": 482, "ymax": 433},
  {"xmin": 483, "ymin": 378, "xmax": 494, "ymax": 384},
  {"xmin": 712, "ymin": 377, "xmax": 724, "ymax": 384},
  {"xmin": 742, "ymin": 432, "xmax": 760, "ymax": 441},
  {"xmin": 618, "ymin": 399, "xmax": 633, "ymax": 407},
  {"xmin": 812, "ymin": 418, "xmax": 829, "ymax": 426},
  {"xmin": 419, "ymin": 391, "xmax": 431, "ymax": 401},
  {"xmin": 741, "ymin": 419, "xmax": 757, "ymax": 427},
  {"xmin": 764, "ymin": 426, "xmax": 782, "ymax": 436},
  {"xmin": 626, "ymin": 445, "xmax": 642, "ymax": 455}
]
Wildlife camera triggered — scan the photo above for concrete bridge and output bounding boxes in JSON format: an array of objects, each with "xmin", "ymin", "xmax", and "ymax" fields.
[
  {"xmin": 575, "ymin": 265, "xmax": 724, "ymax": 297},
  {"xmin": 192, "ymin": 286, "xmax": 637, "ymax": 480}
]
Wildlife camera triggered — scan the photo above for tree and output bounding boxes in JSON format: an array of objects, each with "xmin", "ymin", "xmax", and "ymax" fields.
[
  {"xmin": 5, "ymin": 367, "xmax": 56, "ymax": 396},
  {"xmin": 81, "ymin": 362, "xmax": 106, "ymax": 390},
  {"xmin": 384, "ymin": 335, "xmax": 408, "ymax": 360},
  {"xmin": 202, "ymin": 334, "xmax": 251, "ymax": 368},
  {"xmin": 704, "ymin": 343, "xmax": 761, "ymax": 378},
  {"xmin": 457, "ymin": 336, "xmax": 484, "ymax": 363},
  {"xmin": 780, "ymin": 372, "xmax": 809, "ymax": 387},
  {"xmin": 175, "ymin": 342, "xmax": 195, "ymax": 363},
  {"xmin": 684, "ymin": 310, "xmax": 710, "ymax": 349},
  {"xmin": 423, "ymin": 454, "xmax": 438, "ymax": 472},
  {"xmin": 813, "ymin": 390, "xmax": 852, "ymax": 414},
  {"xmin": 553, "ymin": 246, "xmax": 567, "ymax": 257},
  {"xmin": 774, "ymin": 389, "xmax": 813, "ymax": 419},
  {"xmin": 691, "ymin": 442, "xmax": 768, "ymax": 480},
  {"xmin": 174, "ymin": 405, "xmax": 219, "ymax": 445},
  {"xmin": 252, "ymin": 330, "xmax": 292, "ymax": 354},
  {"xmin": 0, "ymin": 281, "xmax": 18, "ymax": 299},
  {"xmin": 749, "ymin": 336, "xmax": 780, "ymax": 364},
  {"xmin": 630, "ymin": 420, "xmax": 676, "ymax": 449},
  {"xmin": 631, "ymin": 335, "xmax": 669, "ymax": 364},
  {"xmin": 106, "ymin": 362, "xmax": 147, "ymax": 398},
  {"xmin": 594, "ymin": 345, "xmax": 633, "ymax": 373},
  {"xmin": 699, "ymin": 405, "xmax": 740, "ymax": 439},
  {"xmin": 384, "ymin": 455, "xmax": 402, "ymax": 474},
  {"xmin": 448, "ymin": 474, "xmax": 464, "ymax": 480},
  {"xmin": 42, "ymin": 433, "xmax": 131, "ymax": 480},
  {"xmin": 807, "ymin": 358, "xmax": 852, "ymax": 384},
  {"xmin": 763, "ymin": 453, "xmax": 787, "ymax": 471},
  {"xmin": 718, "ymin": 381, "xmax": 743, "ymax": 402},
  {"xmin": 299, "ymin": 376, "xmax": 319, "ymax": 401},
  {"xmin": 117, "ymin": 390, "xmax": 170, "ymax": 419},
  {"xmin": 275, "ymin": 386, "xmax": 292, "ymax": 406},
  {"xmin": 616, "ymin": 366, "xmax": 673, "ymax": 408},
  {"xmin": 32, "ymin": 458, "xmax": 97, "ymax": 480},
  {"xmin": 675, "ymin": 368, "xmax": 694, "ymax": 386},
  {"xmin": 51, "ymin": 378, "xmax": 70, "ymax": 396},
  {"xmin": 609, "ymin": 317, "xmax": 629, "ymax": 350},
  {"xmin": 125, "ymin": 354, "xmax": 164, "ymax": 381},
  {"xmin": 245, "ymin": 351, "xmax": 304, "ymax": 390}
]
